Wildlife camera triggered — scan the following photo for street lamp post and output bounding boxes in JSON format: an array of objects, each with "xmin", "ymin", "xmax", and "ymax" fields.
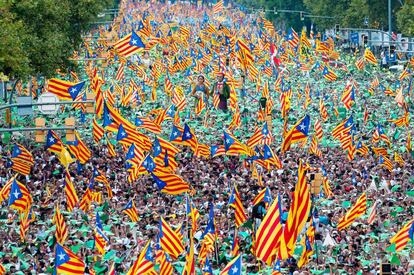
[
  {"xmin": 388, "ymin": 0, "xmax": 392, "ymax": 41},
  {"xmin": 388, "ymin": 0, "xmax": 392, "ymax": 64}
]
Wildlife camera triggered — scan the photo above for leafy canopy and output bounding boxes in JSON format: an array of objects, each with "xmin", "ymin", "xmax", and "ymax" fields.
[{"xmin": 0, "ymin": 0, "xmax": 114, "ymax": 80}]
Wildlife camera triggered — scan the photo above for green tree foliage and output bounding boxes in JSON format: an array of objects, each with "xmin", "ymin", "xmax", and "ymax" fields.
[
  {"xmin": 396, "ymin": 0, "xmax": 414, "ymax": 36},
  {"xmin": 0, "ymin": 4, "xmax": 31, "ymax": 78},
  {"xmin": 238, "ymin": 0, "xmax": 404, "ymax": 34},
  {"xmin": 0, "ymin": 0, "xmax": 115, "ymax": 80},
  {"xmin": 341, "ymin": 0, "xmax": 369, "ymax": 28},
  {"xmin": 302, "ymin": 0, "xmax": 343, "ymax": 29},
  {"xmin": 304, "ymin": 0, "xmax": 370, "ymax": 29},
  {"xmin": 237, "ymin": 0, "xmax": 309, "ymax": 31}
]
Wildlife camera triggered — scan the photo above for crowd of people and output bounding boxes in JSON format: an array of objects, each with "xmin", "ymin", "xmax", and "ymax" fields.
[{"xmin": 0, "ymin": 0, "xmax": 414, "ymax": 274}]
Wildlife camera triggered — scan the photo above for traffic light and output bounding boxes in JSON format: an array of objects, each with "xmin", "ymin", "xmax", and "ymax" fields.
[
  {"xmin": 300, "ymin": 12, "xmax": 304, "ymax": 21},
  {"xmin": 273, "ymin": 7, "xmax": 277, "ymax": 15},
  {"xmin": 35, "ymin": 117, "xmax": 46, "ymax": 143},
  {"xmin": 335, "ymin": 24, "xmax": 340, "ymax": 34},
  {"xmin": 65, "ymin": 117, "xmax": 75, "ymax": 142},
  {"xmin": 5, "ymin": 109, "xmax": 11, "ymax": 125},
  {"xmin": 85, "ymin": 92, "xmax": 95, "ymax": 114}
]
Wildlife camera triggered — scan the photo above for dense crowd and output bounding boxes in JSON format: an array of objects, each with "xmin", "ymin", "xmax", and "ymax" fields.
[{"xmin": 1, "ymin": 0, "xmax": 414, "ymax": 274}]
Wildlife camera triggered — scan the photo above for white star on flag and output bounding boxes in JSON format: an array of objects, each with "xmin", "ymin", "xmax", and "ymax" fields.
[{"xmin": 58, "ymin": 253, "xmax": 66, "ymax": 261}]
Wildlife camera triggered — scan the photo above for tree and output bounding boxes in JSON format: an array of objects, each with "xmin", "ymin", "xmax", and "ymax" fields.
[
  {"xmin": 0, "ymin": 0, "xmax": 114, "ymax": 80},
  {"xmin": 304, "ymin": 0, "xmax": 360, "ymax": 30},
  {"xmin": 367, "ymin": 0, "xmax": 401, "ymax": 31},
  {"xmin": 304, "ymin": 0, "xmax": 401, "ymax": 31},
  {"xmin": 236, "ymin": 0, "xmax": 309, "ymax": 31},
  {"xmin": 396, "ymin": 0, "xmax": 414, "ymax": 36},
  {"xmin": 0, "ymin": 4, "xmax": 31, "ymax": 78},
  {"xmin": 341, "ymin": 0, "xmax": 369, "ymax": 28}
]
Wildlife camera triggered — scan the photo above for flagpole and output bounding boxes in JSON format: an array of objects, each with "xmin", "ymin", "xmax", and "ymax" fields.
[
  {"xmin": 186, "ymin": 193, "xmax": 189, "ymax": 240},
  {"xmin": 252, "ymin": 225, "xmax": 261, "ymax": 272},
  {"xmin": 214, "ymin": 238, "xmax": 219, "ymax": 266}
]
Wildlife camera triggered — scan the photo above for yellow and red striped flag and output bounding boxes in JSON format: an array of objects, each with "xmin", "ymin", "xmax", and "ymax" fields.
[
  {"xmin": 355, "ymin": 57, "xmax": 365, "ymax": 70},
  {"xmin": 314, "ymin": 119, "xmax": 323, "ymax": 141},
  {"xmin": 122, "ymin": 200, "xmax": 139, "ymax": 222},
  {"xmin": 182, "ymin": 230, "xmax": 195, "ymax": 275},
  {"xmin": 364, "ymin": 48, "xmax": 377, "ymax": 65},
  {"xmin": 252, "ymin": 188, "xmax": 267, "ymax": 206},
  {"xmin": 231, "ymin": 231, "xmax": 240, "ymax": 257},
  {"xmin": 47, "ymin": 79, "xmax": 85, "ymax": 100},
  {"xmin": 108, "ymin": 263, "xmax": 115, "ymax": 275},
  {"xmin": 79, "ymin": 183, "xmax": 92, "ymax": 212},
  {"xmin": 223, "ymin": 130, "xmax": 253, "ymax": 156},
  {"xmin": 228, "ymin": 185, "xmax": 248, "ymax": 227},
  {"xmin": 45, "ymin": 130, "xmax": 64, "ymax": 154},
  {"xmin": 309, "ymin": 135, "xmax": 322, "ymax": 158},
  {"xmin": 337, "ymin": 192, "xmax": 367, "ymax": 231},
  {"xmin": 255, "ymin": 193, "xmax": 283, "ymax": 265},
  {"xmin": 322, "ymin": 177, "xmax": 334, "ymax": 198},
  {"xmin": 319, "ymin": 99, "xmax": 328, "ymax": 121},
  {"xmin": 228, "ymin": 109, "xmax": 241, "ymax": 131},
  {"xmin": 246, "ymin": 122, "xmax": 272, "ymax": 148},
  {"xmin": 367, "ymin": 201, "xmax": 378, "ymax": 225},
  {"xmin": 152, "ymin": 168, "xmax": 190, "ymax": 195},
  {"xmin": 127, "ymin": 242, "xmax": 157, "ymax": 275},
  {"xmin": 113, "ymin": 31, "xmax": 146, "ymax": 57},
  {"xmin": 115, "ymin": 63, "xmax": 124, "ymax": 81},
  {"xmin": 19, "ymin": 212, "xmax": 30, "ymax": 242},
  {"xmin": 53, "ymin": 206, "xmax": 68, "ymax": 244},
  {"xmin": 213, "ymin": 0, "xmax": 224, "ymax": 14},
  {"xmin": 105, "ymin": 135, "xmax": 116, "ymax": 157},
  {"xmin": 157, "ymin": 249, "xmax": 173, "ymax": 275},
  {"xmin": 64, "ymin": 169, "xmax": 78, "ymax": 212},
  {"xmin": 388, "ymin": 112, "xmax": 409, "ymax": 127},
  {"xmin": 278, "ymin": 161, "xmax": 311, "ymax": 259},
  {"xmin": 6, "ymin": 158, "xmax": 31, "ymax": 176},
  {"xmin": 55, "ymin": 243, "xmax": 85, "ymax": 274},
  {"xmin": 379, "ymin": 155, "xmax": 393, "ymax": 172},
  {"xmin": 95, "ymin": 212, "xmax": 109, "ymax": 255},
  {"xmin": 389, "ymin": 219, "xmax": 414, "ymax": 251},
  {"xmin": 66, "ymin": 131, "xmax": 91, "ymax": 164},
  {"xmin": 195, "ymin": 96, "xmax": 205, "ymax": 116},
  {"xmin": 399, "ymin": 67, "xmax": 411, "ymax": 80},
  {"xmin": 8, "ymin": 179, "xmax": 32, "ymax": 213},
  {"xmin": 220, "ymin": 254, "xmax": 242, "ymax": 275},
  {"xmin": 394, "ymin": 152, "xmax": 405, "ymax": 166},
  {"xmin": 281, "ymin": 115, "xmax": 310, "ymax": 152},
  {"xmin": 11, "ymin": 144, "xmax": 34, "ymax": 165},
  {"xmin": 159, "ymin": 217, "xmax": 185, "ymax": 259}
]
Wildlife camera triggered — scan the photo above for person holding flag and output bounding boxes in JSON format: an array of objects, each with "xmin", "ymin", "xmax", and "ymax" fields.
[
  {"xmin": 211, "ymin": 72, "xmax": 230, "ymax": 112},
  {"xmin": 191, "ymin": 75, "xmax": 210, "ymax": 111}
]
